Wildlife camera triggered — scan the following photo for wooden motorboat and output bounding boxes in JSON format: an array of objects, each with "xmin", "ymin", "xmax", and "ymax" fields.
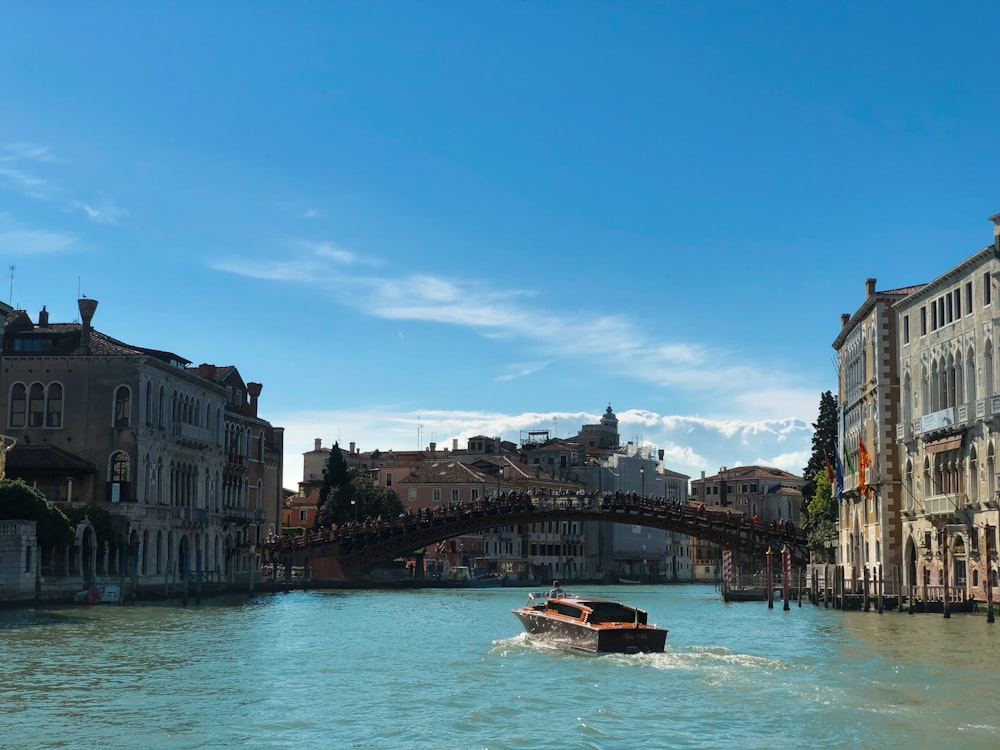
[{"xmin": 512, "ymin": 592, "xmax": 667, "ymax": 654}]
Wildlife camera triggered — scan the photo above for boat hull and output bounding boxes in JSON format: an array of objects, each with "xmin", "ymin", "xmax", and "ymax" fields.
[{"xmin": 513, "ymin": 609, "xmax": 667, "ymax": 654}]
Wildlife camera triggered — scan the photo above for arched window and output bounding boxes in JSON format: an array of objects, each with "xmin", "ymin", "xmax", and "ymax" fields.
[
  {"xmin": 8, "ymin": 383, "xmax": 26, "ymax": 427},
  {"xmin": 145, "ymin": 382, "xmax": 153, "ymax": 427},
  {"xmin": 28, "ymin": 383, "xmax": 45, "ymax": 427},
  {"xmin": 114, "ymin": 385, "xmax": 131, "ymax": 428},
  {"xmin": 110, "ymin": 451, "xmax": 130, "ymax": 482},
  {"xmin": 157, "ymin": 386, "xmax": 166, "ymax": 430},
  {"xmin": 46, "ymin": 383, "xmax": 63, "ymax": 428}
]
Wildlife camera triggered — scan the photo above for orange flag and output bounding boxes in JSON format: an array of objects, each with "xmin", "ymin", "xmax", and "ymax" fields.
[{"xmin": 858, "ymin": 436, "xmax": 871, "ymax": 498}]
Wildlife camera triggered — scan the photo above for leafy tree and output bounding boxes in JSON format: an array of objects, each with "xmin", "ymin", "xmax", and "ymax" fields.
[
  {"xmin": 314, "ymin": 444, "xmax": 402, "ymax": 527},
  {"xmin": 801, "ymin": 390, "xmax": 839, "ymax": 509},
  {"xmin": 806, "ymin": 471, "xmax": 838, "ymax": 563},
  {"xmin": 0, "ymin": 478, "xmax": 74, "ymax": 549}
]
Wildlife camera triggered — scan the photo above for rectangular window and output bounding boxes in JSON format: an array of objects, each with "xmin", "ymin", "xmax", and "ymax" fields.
[
  {"xmin": 946, "ymin": 293, "xmax": 953, "ymax": 324},
  {"xmin": 986, "ymin": 272, "xmax": 993, "ymax": 307},
  {"xmin": 954, "ymin": 289, "xmax": 961, "ymax": 319},
  {"xmin": 903, "ymin": 315, "xmax": 909, "ymax": 344},
  {"xmin": 385, "ymin": 473, "xmax": 392, "ymax": 487},
  {"xmin": 451, "ymin": 489, "xmax": 460, "ymax": 502},
  {"xmin": 299, "ymin": 509, "xmax": 307, "ymax": 523},
  {"xmin": 471, "ymin": 489, "xmax": 479, "ymax": 500},
  {"xmin": 432, "ymin": 488, "xmax": 441, "ymax": 502},
  {"xmin": 967, "ymin": 281, "xmax": 974, "ymax": 312},
  {"xmin": 920, "ymin": 307, "xmax": 927, "ymax": 335},
  {"xmin": 931, "ymin": 300, "xmax": 938, "ymax": 330},
  {"xmin": 408, "ymin": 488, "xmax": 417, "ymax": 502},
  {"xmin": 939, "ymin": 297, "xmax": 945, "ymax": 326}
]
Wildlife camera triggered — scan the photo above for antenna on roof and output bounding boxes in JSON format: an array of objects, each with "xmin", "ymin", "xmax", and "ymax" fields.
[{"xmin": 8, "ymin": 265, "xmax": 13, "ymax": 305}]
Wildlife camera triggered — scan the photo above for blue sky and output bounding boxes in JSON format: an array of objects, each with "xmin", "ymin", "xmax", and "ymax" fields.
[{"xmin": 2, "ymin": 2, "xmax": 999, "ymax": 489}]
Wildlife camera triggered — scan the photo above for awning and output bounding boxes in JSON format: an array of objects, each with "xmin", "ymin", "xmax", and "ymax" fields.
[{"xmin": 925, "ymin": 435, "xmax": 963, "ymax": 455}]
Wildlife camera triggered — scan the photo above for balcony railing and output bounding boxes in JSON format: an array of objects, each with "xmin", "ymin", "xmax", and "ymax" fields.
[
  {"xmin": 922, "ymin": 493, "xmax": 966, "ymax": 517},
  {"xmin": 172, "ymin": 422, "xmax": 212, "ymax": 448}
]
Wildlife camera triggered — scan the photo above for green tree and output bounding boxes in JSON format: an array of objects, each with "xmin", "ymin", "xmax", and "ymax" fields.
[
  {"xmin": 315, "ymin": 443, "xmax": 352, "ymax": 527},
  {"xmin": 315, "ymin": 466, "xmax": 402, "ymax": 527},
  {"xmin": 801, "ymin": 390, "xmax": 839, "ymax": 510},
  {"xmin": 806, "ymin": 470, "xmax": 839, "ymax": 563},
  {"xmin": 0, "ymin": 478, "xmax": 74, "ymax": 549}
]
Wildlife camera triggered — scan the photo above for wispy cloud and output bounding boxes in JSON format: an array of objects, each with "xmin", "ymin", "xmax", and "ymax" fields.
[
  {"xmin": 72, "ymin": 193, "xmax": 128, "ymax": 225},
  {"xmin": 495, "ymin": 361, "xmax": 550, "ymax": 382},
  {"xmin": 0, "ymin": 224, "xmax": 76, "ymax": 255},
  {"xmin": 213, "ymin": 243, "xmax": 814, "ymax": 420},
  {"xmin": 0, "ymin": 142, "xmax": 54, "ymax": 163}
]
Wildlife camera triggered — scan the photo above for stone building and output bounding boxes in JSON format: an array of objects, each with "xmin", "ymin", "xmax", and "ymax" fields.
[
  {"xmin": 0, "ymin": 299, "xmax": 283, "ymax": 587},
  {"xmin": 894, "ymin": 218, "xmax": 1000, "ymax": 601},
  {"xmin": 833, "ymin": 278, "xmax": 917, "ymax": 590}
]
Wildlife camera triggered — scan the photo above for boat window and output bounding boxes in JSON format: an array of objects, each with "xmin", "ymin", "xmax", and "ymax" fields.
[
  {"xmin": 587, "ymin": 604, "xmax": 646, "ymax": 624},
  {"xmin": 547, "ymin": 602, "xmax": 583, "ymax": 618}
]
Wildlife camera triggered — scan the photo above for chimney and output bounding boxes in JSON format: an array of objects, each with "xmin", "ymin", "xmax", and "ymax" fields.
[
  {"xmin": 865, "ymin": 278, "xmax": 877, "ymax": 297},
  {"xmin": 77, "ymin": 297, "xmax": 98, "ymax": 354},
  {"xmin": 841, "ymin": 313, "xmax": 850, "ymax": 329},
  {"xmin": 314, "ymin": 438, "xmax": 322, "ymax": 451},
  {"xmin": 349, "ymin": 441, "xmax": 355, "ymax": 454},
  {"xmin": 453, "ymin": 438, "xmax": 458, "ymax": 451},
  {"xmin": 429, "ymin": 441, "xmax": 437, "ymax": 455},
  {"xmin": 658, "ymin": 449, "xmax": 664, "ymax": 461},
  {"xmin": 198, "ymin": 363, "xmax": 218, "ymax": 379},
  {"xmin": 247, "ymin": 382, "xmax": 262, "ymax": 417},
  {"xmin": 38, "ymin": 306, "xmax": 48, "ymax": 327}
]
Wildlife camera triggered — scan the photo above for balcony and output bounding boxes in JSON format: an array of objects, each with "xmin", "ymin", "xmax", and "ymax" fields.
[
  {"xmin": 918, "ymin": 407, "xmax": 956, "ymax": 437},
  {"xmin": 172, "ymin": 422, "xmax": 212, "ymax": 449},
  {"xmin": 922, "ymin": 493, "xmax": 966, "ymax": 517}
]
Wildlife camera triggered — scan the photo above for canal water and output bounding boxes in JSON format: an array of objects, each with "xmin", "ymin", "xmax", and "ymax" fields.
[{"xmin": 2, "ymin": 584, "xmax": 999, "ymax": 749}]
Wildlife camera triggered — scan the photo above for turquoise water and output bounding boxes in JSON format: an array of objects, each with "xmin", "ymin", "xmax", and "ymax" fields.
[{"xmin": 2, "ymin": 585, "xmax": 999, "ymax": 749}]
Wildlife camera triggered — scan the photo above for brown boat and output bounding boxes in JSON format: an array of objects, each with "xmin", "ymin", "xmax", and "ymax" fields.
[{"xmin": 512, "ymin": 592, "xmax": 667, "ymax": 654}]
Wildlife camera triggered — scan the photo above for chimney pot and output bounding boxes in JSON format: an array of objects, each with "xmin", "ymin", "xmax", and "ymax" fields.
[
  {"xmin": 314, "ymin": 438, "xmax": 322, "ymax": 451},
  {"xmin": 865, "ymin": 278, "xmax": 877, "ymax": 297}
]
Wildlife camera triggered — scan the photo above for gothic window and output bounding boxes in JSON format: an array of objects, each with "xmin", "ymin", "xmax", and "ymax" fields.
[
  {"xmin": 44, "ymin": 383, "xmax": 63, "ymax": 428},
  {"xmin": 114, "ymin": 385, "xmax": 131, "ymax": 428},
  {"xmin": 8, "ymin": 383, "xmax": 26, "ymax": 428},
  {"xmin": 145, "ymin": 382, "xmax": 153, "ymax": 426},
  {"xmin": 28, "ymin": 383, "xmax": 45, "ymax": 427},
  {"xmin": 110, "ymin": 451, "xmax": 129, "ymax": 482}
]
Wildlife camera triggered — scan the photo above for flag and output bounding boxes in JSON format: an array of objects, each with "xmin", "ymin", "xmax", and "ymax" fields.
[
  {"xmin": 843, "ymin": 444, "xmax": 855, "ymax": 475},
  {"xmin": 824, "ymin": 453, "xmax": 835, "ymax": 484},
  {"xmin": 858, "ymin": 436, "xmax": 871, "ymax": 498},
  {"xmin": 834, "ymin": 450, "xmax": 845, "ymax": 504},
  {"xmin": 436, "ymin": 539, "xmax": 449, "ymax": 555}
]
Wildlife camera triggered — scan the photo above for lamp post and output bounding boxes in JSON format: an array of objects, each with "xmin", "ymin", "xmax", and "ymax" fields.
[
  {"xmin": 496, "ymin": 466, "xmax": 504, "ymax": 497},
  {"xmin": 640, "ymin": 467, "xmax": 645, "ymax": 498},
  {"xmin": 351, "ymin": 499, "xmax": 357, "ymax": 523}
]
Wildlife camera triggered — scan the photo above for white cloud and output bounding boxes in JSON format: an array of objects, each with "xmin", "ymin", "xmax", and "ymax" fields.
[
  {"xmin": 272, "ymin": 406, "xmax": 813, "ymax": 490},
  {"xmin": 0, "ymin": 142, "xmax": 54, "ymax": 163},
  {"xmin": 0, "ymin": 224, "xmax": 76, "ymax": 254},
  {"xmin": 214, "ymin": 243, "xmax": 821, "ymax": 431},
  {"xmin": 72, "ymin": 193, "xmax": 127, "ymax": 225}
]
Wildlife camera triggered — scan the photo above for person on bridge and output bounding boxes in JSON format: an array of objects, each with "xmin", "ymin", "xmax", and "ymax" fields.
[{"xmin": 548, "ymin": 580, "xmax": 565, "ymax": 599}]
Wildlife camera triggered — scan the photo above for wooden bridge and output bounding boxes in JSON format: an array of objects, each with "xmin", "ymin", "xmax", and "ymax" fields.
[{"xmin": 263, "ymin": 492, "xmax": 810, "ymax": 581}]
